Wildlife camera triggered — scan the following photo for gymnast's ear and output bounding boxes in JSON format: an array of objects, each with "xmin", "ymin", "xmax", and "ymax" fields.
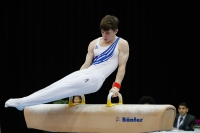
[{"xmin": 114, "ymin": 29, "xmax": 118, "ymax": 34}]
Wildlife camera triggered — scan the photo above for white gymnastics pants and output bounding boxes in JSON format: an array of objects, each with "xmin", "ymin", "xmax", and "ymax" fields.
[{"xmin": 5, "ymin": 68, "xmax": 105, "ymax": 110}]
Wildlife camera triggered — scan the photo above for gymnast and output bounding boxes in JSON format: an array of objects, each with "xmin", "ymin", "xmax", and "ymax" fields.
[{"xmin": 5, "ymin": 14, "xmax": 129, "ymax": 111}]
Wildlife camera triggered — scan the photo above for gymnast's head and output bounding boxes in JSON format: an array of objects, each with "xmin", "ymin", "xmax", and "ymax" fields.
[
  {"xmin": 73, "ymin": 95, "xmax": 82, "ymax": 103},
  {"xmin": 100, "ymin": 15, "xmax": 119, "ymax": 43},
  {"xmin": 138, "ymin": 96, "xmax": 156, "ymax": 104}
]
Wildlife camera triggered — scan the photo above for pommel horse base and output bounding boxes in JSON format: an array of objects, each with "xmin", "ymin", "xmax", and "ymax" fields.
[{"xmin": 24, "ymin": 93, "xmax": 176, "ymax": 133}]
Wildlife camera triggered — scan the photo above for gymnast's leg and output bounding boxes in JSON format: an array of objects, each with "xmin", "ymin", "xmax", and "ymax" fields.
[
  {"xmin": 4, "ymin": 70, "xmax": 82, "ymax": 110},
  {"xmin": 5, "ymin": 70, "xmax": 104, "ymax": 111},
  {"xmin": 22, "ymin": 70, "xmax": 83, "ymax": 98}
]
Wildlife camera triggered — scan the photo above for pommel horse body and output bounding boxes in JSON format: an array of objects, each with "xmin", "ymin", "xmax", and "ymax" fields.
[{"xmin": 24, "ymin": 93, "xmax": 176, "ymax": 133}]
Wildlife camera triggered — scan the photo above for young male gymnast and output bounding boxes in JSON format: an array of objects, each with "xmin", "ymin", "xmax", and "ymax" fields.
[{"xmin": 5, "ymin": 14, "xmax": 129, "ymax": 111}]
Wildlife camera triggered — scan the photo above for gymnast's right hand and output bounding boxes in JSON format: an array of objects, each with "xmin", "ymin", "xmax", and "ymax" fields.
[{"xmin": 109, "ymin": 87, "xmax": 119, "ymax": 98}]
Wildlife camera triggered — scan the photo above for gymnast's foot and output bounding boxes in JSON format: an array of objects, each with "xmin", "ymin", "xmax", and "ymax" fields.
[{"xmin": 5, "ymin": 99, "xmax": 25, "ymax": 111}]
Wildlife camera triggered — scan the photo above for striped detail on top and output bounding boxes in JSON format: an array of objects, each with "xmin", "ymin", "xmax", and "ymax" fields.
[{"xmin": 92, "ymin": 37, "xmax": 120, "ymax": 65}]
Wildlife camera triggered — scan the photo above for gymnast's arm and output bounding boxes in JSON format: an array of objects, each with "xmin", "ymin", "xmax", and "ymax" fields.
[
  {"xmin": 80, "ymin": 40, "xmax": 96, "ymax": 70},
  {"xmin": 109, "ymin": 39, "xmax": 129, "ymax": 97},
  {"xmin": 115, "ymin": 40, "xmax": 129, "ymax": 84}
]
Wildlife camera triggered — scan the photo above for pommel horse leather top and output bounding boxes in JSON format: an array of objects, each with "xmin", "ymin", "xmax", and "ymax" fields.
[{"xmin": 24, "ymin": 93, "xmax": 176, "ymax": 133}]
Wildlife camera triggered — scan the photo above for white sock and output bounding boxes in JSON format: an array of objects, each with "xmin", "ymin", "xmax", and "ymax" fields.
[{"xmin": 5, "ymin": 98, "xmax": 24, "ymax": 111}]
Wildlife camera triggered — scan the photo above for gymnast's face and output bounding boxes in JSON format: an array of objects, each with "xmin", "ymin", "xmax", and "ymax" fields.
[
  {"xmin": 73, "ymin": 96, "xmax": 81, "ymax": 103},
  {"xmin": 178, "ymin": 105, "xmax": 188, "ymax": 116},
  {"xmin": 101, "ymin": 29, "xmax": 118, "ymax": 43}
]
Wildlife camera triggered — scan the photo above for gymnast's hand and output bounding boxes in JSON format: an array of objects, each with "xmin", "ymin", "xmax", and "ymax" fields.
[{"xmin": 109, "ymin": 87, "xmax": 119, "ymax": 97}]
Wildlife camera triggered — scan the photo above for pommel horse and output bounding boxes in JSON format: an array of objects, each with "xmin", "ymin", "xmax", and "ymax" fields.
[{"xmin": 24, "ymin": 93, "xmax": 176, "ymax": 133}]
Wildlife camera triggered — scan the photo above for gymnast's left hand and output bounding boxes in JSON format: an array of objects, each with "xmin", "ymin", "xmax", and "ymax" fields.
[{"xmin": 109, "ymin": 87, "xmax": 119, "ymax": 97}]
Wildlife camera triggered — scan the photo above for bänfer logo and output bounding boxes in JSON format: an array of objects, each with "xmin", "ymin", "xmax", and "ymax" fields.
[{"xmin": 116, "ymin": 117, "xmax": 143, "ymax": 122}]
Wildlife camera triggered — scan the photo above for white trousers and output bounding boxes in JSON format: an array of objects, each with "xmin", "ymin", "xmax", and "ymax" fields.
[{"xmin": 16, "ymin": 67, "xmax": 105, "ymax": 109}]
